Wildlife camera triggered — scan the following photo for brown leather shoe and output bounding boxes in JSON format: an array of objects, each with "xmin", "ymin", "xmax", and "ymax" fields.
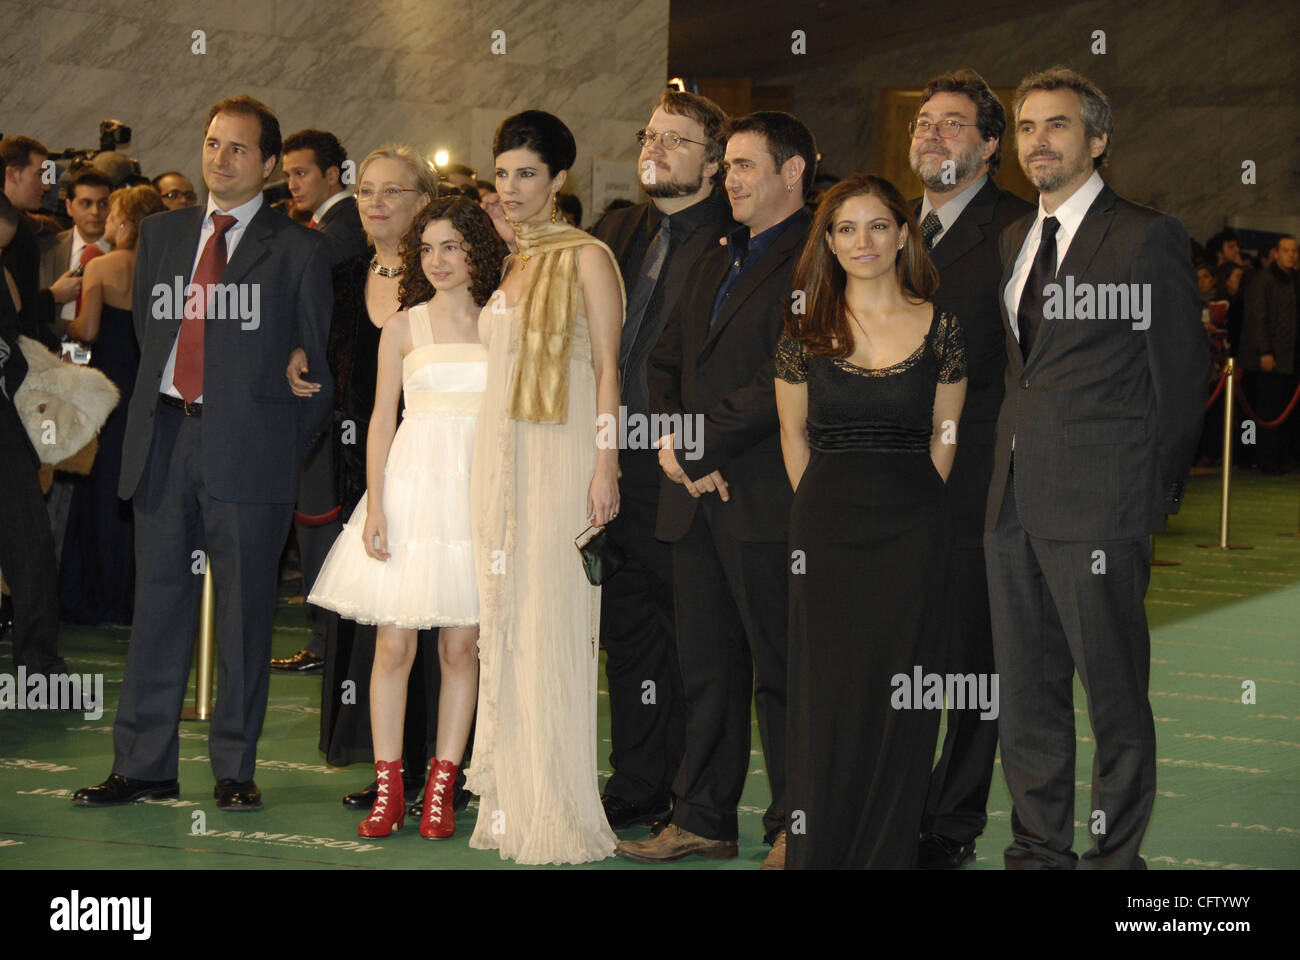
[
  {"xmin": 760, "ymin": 830, "xmax": 786, "ymax": 870},
  {"xmin": 615, "ymin": 824, "xmax": 738, "ymax": 863}
]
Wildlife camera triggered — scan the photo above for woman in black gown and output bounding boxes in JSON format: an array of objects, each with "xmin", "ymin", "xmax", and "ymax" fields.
[
  {"xmin": 775, "ymin": 174, "xmax": 966, "ymax": 868},
  {"xmin": 62, "ymin": 185, "xmax": 165, "ymax": 625}
]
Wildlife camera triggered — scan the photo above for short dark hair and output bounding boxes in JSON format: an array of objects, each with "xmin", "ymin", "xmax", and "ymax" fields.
[
  {"xmin": 1013, "ymin": 66, "xmax": 1113, "ymax": 168},
  {"xmin": 0, "ymin": 135, "xmax": 49, "ymax": 171},
  {"xmin": 654, "ymin": 89, "xmax": 729, "ymax": 187},
  {"xmin": 64, "ymin": 167, "xmax": 114, "ymax": 201},
  {"xmin": 206, "ymin": 95, "xmax": 282, "ymax": 164},
  {"xmin": 919, "ymin": 68, "xmax": 1007, "ymax": 177},
  {"xmin": 475, "ymin": 179, "xmax": 494, "ymax": 194},
  {"xmin": 282, "ymin": 130, "xmax": 348, "ymax": 180},
  {"xmin": 1206, "ymin": 229, "xmax": 1239, "ymax": 261},
  {"xmin": 725, "ymin": 111, "xmax": 818, "ymax": 197},
  {"xmin": 493, "ymin": 110, "xmax": 577, "ymax": 177},
  {"xmin": 442, "ymin": 163, "xmax": 476, "ymax": 179}
]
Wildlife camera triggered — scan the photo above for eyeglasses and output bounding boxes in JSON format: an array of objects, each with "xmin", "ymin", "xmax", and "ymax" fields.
[
  {"xmin": 636, "ymin": 129, "xmax": 706, "ymax": 151},
  {"xmin": 357, "ymin": 186, "xmax": 421, "ymax": 202},
  {"xmin": 908, "ymin": 119, "xmax": 979, "ymax": 139},
  {"xmin": 162, "ymin": 190, "xmax": 197, "ymax": 202}
]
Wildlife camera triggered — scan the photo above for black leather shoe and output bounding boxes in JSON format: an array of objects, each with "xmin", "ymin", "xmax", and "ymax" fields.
[
  {"xmin": 215, "ymin": 779, "xmax": 262, "ymax": 811},
  {"xmin": 72, "ymin": 774, "xmax": 180, "ymax": 807},
  {"xmin": 409, "ymin": 785, "xmax": 471, "ymax": 819},
  {"xmin": 602, "ymin": 792, "xmax": 672, "ymax": 831},
  {"xmin": 344, "ymin": 776, "xmax": 424, "ymax": 810},
  {"xmin": 270, "ymin": 648, "xmax": 324, "ymax": 673},
  {"xmin": 918, "ymin": 832, "xmax": 976, "ymax": 868}
]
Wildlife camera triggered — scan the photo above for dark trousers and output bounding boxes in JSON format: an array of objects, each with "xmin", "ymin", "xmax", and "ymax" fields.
[
  {"xmin": 1250, "ymin": 370, "xmax": 1299, "ymax": 472},
  {"xmin": 669, "ymin": 499, "xmax": 787, "ymax": 843},
  {"xmin": 599, "ymin": 450, "xmax": 683, "ymax": 804},
  {"xmin": 113, "ymin": 403, "xmax": 294, "ymax": 782},
  {"xmin": 0, "ymin": 399, "xmax": 65, "ymax": 674},
  {"xmin": 923, "ymin": 427, "xmax": 999, "ymax": 843},
  {"xmin": 984, "ymin": 480, "xmax": 1155, "ymax": 869},
  {"xmin": 293, "ymin": 428, "xmax": 340, "ymax": 658}
]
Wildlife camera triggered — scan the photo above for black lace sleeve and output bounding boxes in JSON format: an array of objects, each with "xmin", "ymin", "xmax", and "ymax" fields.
[
  {"xmin": 936, "ymin": 312, "xmax": 967, "ymax": 384},
  {"xmin": 774, "ymin": 332, "xmax": 809, "ymax": 384}
]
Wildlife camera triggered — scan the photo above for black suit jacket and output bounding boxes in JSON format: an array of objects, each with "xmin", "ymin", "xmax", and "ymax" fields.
[
  {"xmin": 648, "ymin": 207, "xmax": 812, "ymax": 544},
  {"xmin": 0, "ymin": 215, "xmax": 59, "ymax": 350},
  {"xmin": 916, "ymin": 180, "xmax": 1035, "ymax": 426},
  {"xmin": 1238, "ymin": 264, "xmax": 1297, "ymax": 375},
  {"xmin": 986, "ymin": 182, "xmax": 1210, "ymax": 540},
  {"xmin": 315, "ymin": 195, "xmax": 367, "ymax": 266},
  {"xmin": 120, "ymin": 202, "xmax": 334, "ymax": 503}
]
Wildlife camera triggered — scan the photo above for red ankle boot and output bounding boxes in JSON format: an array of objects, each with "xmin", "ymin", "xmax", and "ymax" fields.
[
  {"xmin": 358, "ymin": 759, "xmax": 405, "ymax": 837},
  {"xmin": 419, "ymin": 758, "xmax": 458, "ymax": 839}
]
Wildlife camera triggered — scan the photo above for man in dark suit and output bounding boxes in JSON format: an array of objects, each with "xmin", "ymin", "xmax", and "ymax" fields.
[
  {"xmin": 73, "ymin": 94, "xmax": 334, "ymax": 811},
  {"xmin": 616, "ymin": 112, "xmax": 814, "ymax": 869},
  {"xmin": 590, "ymin": 89, "xmax": 735, "ymax": 832},
  {"xmin": 271, "ymin": 129, "xmax": 367, "ymax": 675},
  {"xmin": 39, "ymin": 168, "xmax": 114, "ymax": 336},
  {"xmin": 906, "ymin": 69, "xmax": 1034, "ymax": 869},
  {"xmin": 985, "ymin": 67, "xmax": 1208, "ymax": 869},
  {"xmin": 1, "ymin": 136, "xmax": 81, "ymax": 349},
  {"xmin": 1238, "ymin": 235, "xmax": 1298, "ymax": 474},
  {"xmin": 0, "ymin": 190, "xmax": 68, "ymax": 677}
]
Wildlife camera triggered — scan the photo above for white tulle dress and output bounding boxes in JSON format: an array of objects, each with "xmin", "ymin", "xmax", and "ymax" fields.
[{"xmin": 309, "ymin": 301, "xmax": 486, "ymax": 628}]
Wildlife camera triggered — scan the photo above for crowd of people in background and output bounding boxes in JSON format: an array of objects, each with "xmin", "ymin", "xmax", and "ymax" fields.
[{"xmin": 0, "ymin": 58, "xmax": 1287, "ymax": 869}]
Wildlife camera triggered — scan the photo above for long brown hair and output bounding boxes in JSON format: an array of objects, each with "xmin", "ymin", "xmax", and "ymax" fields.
[{"xmin": 786, "ymin": 173, "xmax": 938, "ymax": 358}]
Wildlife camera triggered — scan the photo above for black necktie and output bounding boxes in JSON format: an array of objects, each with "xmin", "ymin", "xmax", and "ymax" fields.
[
  {"xmin": 920, "ymin": 210, "xmax": 942, "ymax": 249},
  {"xmin": 1016, "ymin": 216, "xmax": 1059, "ymax": 362},
  {"xmin": 619, "ymin": 214, "xmax": 671, "ymax": 381}
]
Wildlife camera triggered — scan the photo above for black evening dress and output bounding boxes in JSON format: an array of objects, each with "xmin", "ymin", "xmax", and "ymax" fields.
[
  {"xmin": 778, "ymin": 306, "xmax": 965, "ymax": 868},
  {"xmin": 60, "ymin": 303, "xmax": 138, "ymax": 625}
]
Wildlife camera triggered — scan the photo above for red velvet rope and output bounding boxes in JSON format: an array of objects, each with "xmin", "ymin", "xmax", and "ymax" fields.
[
  {"xmin": 1205, "ymin": 367, "xmax": 1228, "ymax": 411},
  {"xmin": 1233, "ymin": 371, "xmax": 1300, "ymax": 429},
  {"xmin": 294, "ymin": 506, "xmax": 342, "ymax": 527}
]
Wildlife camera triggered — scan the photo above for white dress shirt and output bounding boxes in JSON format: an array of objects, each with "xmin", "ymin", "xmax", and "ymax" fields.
[
  {"xmin": 312, "ymin": 190, "xmax": 349, "ymax": 225},
  {"xmin": 1004, "ymin": 169, "xmax": 1105, "ymax": 341},
  {"xmin": 160, "ymin": 192, "xmax": 264, "ymax": 402},
  {"xmin": 61, "ymin": 229, "xmax": 112, "ymax": 321},
  {"xmin": 919, "ymin": 173, "xmax": 988, "ymax": 250}
]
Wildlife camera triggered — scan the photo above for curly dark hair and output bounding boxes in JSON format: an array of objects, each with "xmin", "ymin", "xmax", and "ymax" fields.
[{"xmin": 398, "ymin": 197, "xmax": 507, "ymax": 309}]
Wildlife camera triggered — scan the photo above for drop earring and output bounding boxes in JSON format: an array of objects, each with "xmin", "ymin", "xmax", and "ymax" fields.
[{"xmin": 550, "ymin": 194, "xmax": 558, "ymax": 223}]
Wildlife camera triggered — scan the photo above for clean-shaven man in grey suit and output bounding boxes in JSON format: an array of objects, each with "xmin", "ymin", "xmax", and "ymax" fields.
[
  {"xmin": 986, "ymin": 67, "xmax": 1208, "ymax": 869},
  {"xmin": 73, "ymin": 94, "xmax": 334, "ymax": 811}
]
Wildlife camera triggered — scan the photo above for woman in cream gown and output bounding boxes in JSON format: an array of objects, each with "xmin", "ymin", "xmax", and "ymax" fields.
[{"xmin": 467, "ymin": 111, "xmax": 626, "ymax": 865}]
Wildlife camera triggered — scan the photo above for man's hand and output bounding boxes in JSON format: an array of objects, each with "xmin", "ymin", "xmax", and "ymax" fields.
[
  {"xmin": 657, "ymin": 434, "xmax": 728, "ymax": 500},
  {"xmin": 49, "ymin": 269, "xmax": 81, "ymax": 305},
  {"xmin": 1260, "ymin": 353, "xmax": 1276, "ymax": 373},
  {"xmin": 287, "ymin": 347, "xmax": 321, "ymax": 396},
  {"xmin": 692, "ymin": 470, "xmax": 730, "ymax": 501}
]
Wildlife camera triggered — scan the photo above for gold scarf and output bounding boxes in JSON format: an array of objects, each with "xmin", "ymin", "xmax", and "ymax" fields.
[{"xmin": 506, "ymin": 219, "xmax": 625, "ymax": 423}]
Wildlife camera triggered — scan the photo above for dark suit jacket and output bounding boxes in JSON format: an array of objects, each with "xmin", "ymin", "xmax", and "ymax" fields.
[
  {"xmin": 38, "ymin": 229, "xmax": 74, "ymax": 291},
  {"xmin": 0, "ymin": 215, "xmax": 59, "ymax": 349},
  {"xmin": 1238, "ymin": 264, "xmax": 1297, "ymax": 375},
  {"xmin": 986, "ymin": 182, "xmax": 1210, "ymax": 540},
  {"xmin": 119, "ymin": 202, "xmax": 334, "ymax": 504},
  {"xmin": 315, "ymin": 195, "xmax": 367, "ymax": 266},
  {"xmin": 648, "ymin": 207, "xmax": 811, "ymax": 544},
  {"xmin": 916, "ymin": 180, "xmax": 1035, "ymax": 426}
]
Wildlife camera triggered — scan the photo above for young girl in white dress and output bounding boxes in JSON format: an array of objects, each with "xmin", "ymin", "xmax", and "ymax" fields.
[{"xmin": 310, "ymin": 197, "xmax": 506, "ymax": 839}]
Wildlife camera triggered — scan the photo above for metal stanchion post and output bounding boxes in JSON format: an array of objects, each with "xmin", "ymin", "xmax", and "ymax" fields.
[
  {"xmin": 1197, "ymin": 357, "xmax": 1252, "ymax": 550},
  {"xmin": 180, "ymin": 563, "xmax": 217, "ymax": 721}
]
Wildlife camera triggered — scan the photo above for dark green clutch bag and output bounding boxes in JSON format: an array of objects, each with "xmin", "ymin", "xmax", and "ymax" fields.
[{"xmin": 574, "ymin": 524, "xmax": 627, "ymax": 586}]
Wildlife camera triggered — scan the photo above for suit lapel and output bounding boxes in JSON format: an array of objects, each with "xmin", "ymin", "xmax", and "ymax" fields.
[
  {"xmin": 999, "ymin": 213, "xmax": 1033, "ymax": 375},
  {"xmin": 929, "ymin": 179, "xmax": 999, "ymax": 271},
  {"xmin": 220, "ymin": 204, "xmax": 276, "ymax": 288},
  {"xmin": 1026, "ymin": 185, "xmax": 1117, "ymax": 367},
  {"xmin": 701, "ymin": 209, "xmax": 809, "ymax": 355}
]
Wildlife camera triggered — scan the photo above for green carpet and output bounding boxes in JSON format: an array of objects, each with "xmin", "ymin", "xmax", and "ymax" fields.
[{"xmin": 2, "ymin": 470, "xmax": 1297, "ymax": 870}]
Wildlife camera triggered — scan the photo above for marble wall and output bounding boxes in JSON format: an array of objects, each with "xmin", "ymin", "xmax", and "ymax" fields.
[
  {"xmin": 0, "ymin": 0, "xmax": 670, "ymax": 225},
  {"xmin": 767, "ymin": 0, "xmax": 1298, "ymax": 244}
]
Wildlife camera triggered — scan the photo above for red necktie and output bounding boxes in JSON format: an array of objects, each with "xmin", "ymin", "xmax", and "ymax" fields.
[
  {"xmin": 174, "ymin": 213, "xmax": 237, "ymax": 403},
  {"xmin": 74, "ymin": 244, "xmax": 105, "ymax": 315},
  {"xmin": 307, "ymin": 217, "xmax": 318, "ymax": 229}
]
